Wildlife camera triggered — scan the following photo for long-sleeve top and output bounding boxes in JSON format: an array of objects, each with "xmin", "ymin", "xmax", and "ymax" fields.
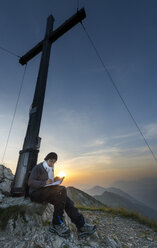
[{"xmin": 28, "ymin": 162, "xmax": 49, "ymax": 195}]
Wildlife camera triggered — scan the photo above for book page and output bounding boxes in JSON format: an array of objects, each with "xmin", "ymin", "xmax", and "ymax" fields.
[{"xmin": 44, "ymin": 177, "xmax": 64, "ymax": 187}]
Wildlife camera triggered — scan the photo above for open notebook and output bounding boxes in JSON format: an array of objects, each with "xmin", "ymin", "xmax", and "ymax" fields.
[{"xmin": 44, "ymin": 177, "xmax": 64, "ymax": 187}]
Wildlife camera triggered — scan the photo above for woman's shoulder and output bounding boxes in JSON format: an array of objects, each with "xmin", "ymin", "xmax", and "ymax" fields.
[
  {"xmin": 32, "ymin": 162, "xmax": 44, "ymax": 173},
  {"xmin": 37, "ymin": 162, "xmax": 45, "ymax": 171}
]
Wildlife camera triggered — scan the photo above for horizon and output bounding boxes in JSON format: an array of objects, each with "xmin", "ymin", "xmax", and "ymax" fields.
[{"xmin": 6, "ymin": 162, "xmax": 157, "ymax": 192}]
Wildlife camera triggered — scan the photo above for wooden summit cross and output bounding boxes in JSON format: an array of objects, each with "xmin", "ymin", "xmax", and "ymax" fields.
[{"xmin": 11, "ymin": 8, "xmax": 86, "ymax": 197}]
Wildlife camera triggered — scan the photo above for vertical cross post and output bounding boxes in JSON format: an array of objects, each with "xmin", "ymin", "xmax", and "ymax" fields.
[
  {"xmin": 10, "ymin": 8, "xmax": 86, "ymax": 197},
  {"xmin": 11, "ymin": 15, "xmax": 55, "ymax": 196}
]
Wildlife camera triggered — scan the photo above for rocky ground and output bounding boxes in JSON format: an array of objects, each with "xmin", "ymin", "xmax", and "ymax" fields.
[
  {"xmin": 0, "ymin": 198, "xmax": 157, "ymax": 248},
  {"xmin": 0, "ymin": 164, "xmax": 157, "ymax": 248},
  {"xmin": 84, "ymin": 210, "xmax": 157, "ymax": 248}
]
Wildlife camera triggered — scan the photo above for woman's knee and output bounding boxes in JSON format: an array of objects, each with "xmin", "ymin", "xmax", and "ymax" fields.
[
  {"xmin": 49, "ymin": 185, "xmax": 67, "ymax": 196},
  {"xmin": 59, "ymin": 186, "xmax": 67, "ymax": 195}
]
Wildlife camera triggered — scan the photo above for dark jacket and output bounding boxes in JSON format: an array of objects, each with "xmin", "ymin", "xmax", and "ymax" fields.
[{"xmin": 28, "ymin": 162, "xmax": 48, "ymax": 195}]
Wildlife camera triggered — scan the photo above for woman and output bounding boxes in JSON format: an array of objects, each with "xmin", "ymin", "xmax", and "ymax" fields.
[{"xmin": 28, "ymin": 152, "xmax": 96, "ymax": 238}]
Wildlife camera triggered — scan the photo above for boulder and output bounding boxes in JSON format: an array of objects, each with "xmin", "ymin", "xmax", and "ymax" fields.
[
  {"xmin": 0, "ymin": 164, "xmax": 14, "ymax": 196},
  {"xmin": 3, "ymin": 166, "xmax": 14, "ymax": 180},
  {"xmin": 0, "ymin": 196, "xmax": 53, "ymax": 228}
]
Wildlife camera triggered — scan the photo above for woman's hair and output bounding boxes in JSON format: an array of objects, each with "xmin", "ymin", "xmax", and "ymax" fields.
[{"xmin": 44, "ymin": 152, "xmax": 58, "ymax": 161}]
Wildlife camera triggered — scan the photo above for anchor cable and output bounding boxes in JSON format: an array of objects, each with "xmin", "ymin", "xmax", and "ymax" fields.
[
  {"xmin": 0, "ymin": 45, "xmax": 20, "ymax": 58},
  {"xmin": 80, "ymin": 21, "xmax": 157, "ymax": 163},
  {"xmin": 77, "ymin": 0, "xmax": 80, "ymax": 10},
  {"xmin": 1, "ymin": 64, "xmax": 27, "ymax": 164}
]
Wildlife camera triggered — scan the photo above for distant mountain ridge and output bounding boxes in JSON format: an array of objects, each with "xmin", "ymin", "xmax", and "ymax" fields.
[
  {"xmin": 94, "ymin": 191, "xmax": 157, "ymax": 221},
  {"xmin": 112, "ymin": 177, "xmax": 157, "ymax": 211},
  {"xmin": 85, "ymin": 185, "xmax": 139, "ymax": 203},
  {"xmin": 84, "ymin": 185, "xmax": 157, "ymax": 221},
  {"xmin": 85, "ymin": 185, "xmax": 106, "ymax": 196},
  {"xmin": 85, "ymin": 183, "xmax": 157, "ymax": 211}
]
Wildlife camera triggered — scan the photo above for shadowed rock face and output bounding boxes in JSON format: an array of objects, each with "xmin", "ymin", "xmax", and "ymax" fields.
[{"xmin": 0, "ymin": 164, "xmax": 14, "ymax": 197}]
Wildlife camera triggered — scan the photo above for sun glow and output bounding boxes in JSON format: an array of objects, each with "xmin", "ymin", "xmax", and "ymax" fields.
[{"xmin": 58, "ymin": 171, "xmax": 66, "ymax": 178}]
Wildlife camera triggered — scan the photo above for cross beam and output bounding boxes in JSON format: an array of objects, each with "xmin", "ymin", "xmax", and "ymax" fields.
[
  {"xmin": 19, "ymin": 8, "xmax": 86, "ymax": 65},
  {"xmin": 11, "ymin": 8, "xmax": 86, "ymax": 197}
]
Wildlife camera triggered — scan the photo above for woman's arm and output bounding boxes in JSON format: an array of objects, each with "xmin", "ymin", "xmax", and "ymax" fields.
[{"xmin": 28, "ymin": 166, "xmax": 47, "ymax": 189}]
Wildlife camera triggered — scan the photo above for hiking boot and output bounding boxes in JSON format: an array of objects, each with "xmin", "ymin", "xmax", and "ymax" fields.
[
  {"xmin": 49, "ymin": 223, "xmax": 70, "ymax": 237},
  {"xmin": 78, "ymin": 223, "xmax": 97, "ymax": 238}
]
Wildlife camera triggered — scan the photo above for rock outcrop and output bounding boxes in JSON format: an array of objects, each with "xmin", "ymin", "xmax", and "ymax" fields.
[{"xmin": 0, "ymin": 164, "xmax": 14, "ymax": 197}]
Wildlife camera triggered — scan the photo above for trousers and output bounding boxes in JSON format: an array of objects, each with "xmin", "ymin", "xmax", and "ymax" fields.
[{"xmin": 30, "ymin": 185, "xmax": 85, "ymax": 228}]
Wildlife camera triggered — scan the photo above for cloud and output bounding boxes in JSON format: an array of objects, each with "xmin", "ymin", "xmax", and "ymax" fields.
[
  {"xmin": 144, "ymin": 123, "xmax": 157, "ymax": 139},
  {"xmin": 83, "ymin": 147, "xmax": 120, "ymax": 156},
  {"xmin": 84, "ymin": 138, "xmax": 107, "ymax": 148},
  {"xmin": 83, "ymin": 131, "xmax": 137, "ymax": 150},
  {"xmin": 61, "ymin": 146, "xmax": 125, "ymax": 172},
  {"xmin": 110, "ymin": 132, "xmax": 137, "ymax": 140}
]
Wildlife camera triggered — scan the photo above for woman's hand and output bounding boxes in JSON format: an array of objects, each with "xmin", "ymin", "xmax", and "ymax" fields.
[
  {"xmin": 54, "ymin": 176, "xmax": 60, "ymax": 182},
  {"xmin": 46, "ymin": 179, "xmax": 53, "ymax": 185}
]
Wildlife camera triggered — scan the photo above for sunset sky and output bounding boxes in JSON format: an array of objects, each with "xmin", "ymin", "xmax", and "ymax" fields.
[{"xmin": 0, "ymin": 0, "xmax": 157, "ymax": 190}]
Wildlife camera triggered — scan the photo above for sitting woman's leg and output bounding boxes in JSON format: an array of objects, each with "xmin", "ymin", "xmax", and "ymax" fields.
[
  {"xmin": 64, "ymin": 196, "xmax": 85, "ymax": 228},
  {"xmin": 30, "ymin": 185, "xmax": 67, "ymax": 225}
]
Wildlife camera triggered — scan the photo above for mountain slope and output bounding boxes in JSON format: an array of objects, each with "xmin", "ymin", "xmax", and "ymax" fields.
[
  {"xmin": 85, "ymin": 185, "xmax": 155, "ymax": 210},
  {"xmin": 112, "ymin": 177, "xmax": 157, "ymax": 211},
  {"xmin": 67, "ymin": 186, "xmax": 105, "ymax": 207},
  {"xmin": 105, "ymin": 187, "xmax": 140, "ymax": 204},
  {"xmin": 85, "ymin": 185, "xmax": 141, "ymax": 204},
  {"xmin": 94, "ymin": 191, "xmax": 157, "ymax": 221}
]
